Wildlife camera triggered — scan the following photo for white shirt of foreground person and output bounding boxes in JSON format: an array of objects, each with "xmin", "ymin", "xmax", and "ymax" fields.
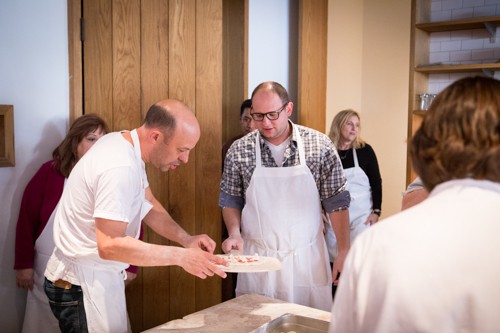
[
  {"xmin": 45, "ymin": 130, "xmax": 149, "ymax": 333},
  {"xmin": 329, "ymin": 179, "xmax": 500, "ymax": 333}
]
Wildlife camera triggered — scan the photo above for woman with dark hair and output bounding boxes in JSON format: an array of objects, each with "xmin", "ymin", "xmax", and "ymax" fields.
[{"xmin": 14, "ymin": 114, "xmax": 110, "ymax": 333}]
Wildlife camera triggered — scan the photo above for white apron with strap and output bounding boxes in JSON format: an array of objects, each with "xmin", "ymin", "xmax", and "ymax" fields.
[
  {"xmin": 236, "ymin": 125, "xmax": 332, "ymax": 311},
  {"xmin": 325, "ymin": 148, "xmax": 372, "ymax": 261},
  {"xmin": 64, "ymin": 129, "xmax": 150, "ymax": 333},
  {"xmin": 22, "ymin": 197, "xmax": 63, "ymax": 333}
]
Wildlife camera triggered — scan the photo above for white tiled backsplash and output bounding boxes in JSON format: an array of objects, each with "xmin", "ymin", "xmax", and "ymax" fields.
[{"xmin": 426, "ymin": 0, "xmax": 500, "ymax": 93}]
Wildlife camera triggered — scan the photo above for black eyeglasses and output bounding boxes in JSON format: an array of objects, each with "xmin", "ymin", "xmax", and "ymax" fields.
[{"xmin": 250, "ymin": 102, "xmax": 288, "ymax": 121}]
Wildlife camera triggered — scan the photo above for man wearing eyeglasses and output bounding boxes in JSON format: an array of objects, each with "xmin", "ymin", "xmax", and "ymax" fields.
[{"xmin": 219, "ymin": 81, "xmax": 350, "ymax": 311}]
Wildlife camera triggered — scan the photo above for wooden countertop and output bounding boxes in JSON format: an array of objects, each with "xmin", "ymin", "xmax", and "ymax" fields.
[{"xmin": 142, "ymin": 294, "xmax": 331, "ymax": 332}]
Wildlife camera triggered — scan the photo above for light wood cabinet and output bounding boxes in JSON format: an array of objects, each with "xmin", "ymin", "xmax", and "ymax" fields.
[{"xmin": 407, "ymin": 0, "xmax": 500, "ymax": 184}]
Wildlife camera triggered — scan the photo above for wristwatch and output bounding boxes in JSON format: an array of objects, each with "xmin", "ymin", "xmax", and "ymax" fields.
[{"xmin": 372, "ymin": 209, "xmax": 381, "ymax": 216}]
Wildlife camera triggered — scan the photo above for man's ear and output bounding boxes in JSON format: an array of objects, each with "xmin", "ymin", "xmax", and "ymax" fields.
[{"xmin": 150, "ymin": 130, "xmax": 161, "ymax": 144}]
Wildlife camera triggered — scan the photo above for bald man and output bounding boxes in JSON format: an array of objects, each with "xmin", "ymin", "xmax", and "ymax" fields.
[{"xmin": 44, "ymin": 100, "xmax": 227, "ymax": 333}]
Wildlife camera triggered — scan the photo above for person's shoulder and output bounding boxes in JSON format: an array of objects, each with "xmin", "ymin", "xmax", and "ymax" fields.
[
  {"xmin": 38, "ymin": 160, "xmax": 63, "ymax": 177},
  {"xmin": 232, "ymin": 131, "xmax": 257, "ymax": 148},
  {"xmin": 357, "ymin": 143, "xmax": 377, "ymax": 157}
]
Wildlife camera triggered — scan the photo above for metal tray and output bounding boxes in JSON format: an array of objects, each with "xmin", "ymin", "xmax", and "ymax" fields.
[{"xmin": 252, "ymin": 313, "xmax": 329, "ymax": 333}]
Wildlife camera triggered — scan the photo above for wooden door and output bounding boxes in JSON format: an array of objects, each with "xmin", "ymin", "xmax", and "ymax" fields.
[{"xmin": 71, "ymin": 0, "xmax": 223, "ymax": 331}]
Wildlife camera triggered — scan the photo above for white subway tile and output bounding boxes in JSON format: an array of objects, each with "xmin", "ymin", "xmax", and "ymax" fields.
[
  {"xmin": 485, "ymin": 0, "xmax": 500, "ymax": 5},
  {"xmin": 441, "ymin": 40, "xmax": 463, "ymax": 50},
  {"xmin": 431, "ymin": 10, "xmax": 453, "ymax": 21},
  {"xmin": 430, "ymin": 51, "xmax": 451, "ymax": 63},
  {"xmin": 450, "ymin": 30, "xmax": 472, "ymax": 40},
  {"xmin": 473, "ymin": 5, "xmax": 497, "ymax": 16},
  {"xmin": 463, "ymin": 0, "xmax": 485, "ymax": 7},
  {"xmin": 443, "ymin": 0, "xmax": 464, "ymax": 10},
  {"xmin": 431, "ymin": 1, "xmax": 443, "ymax": 11},
  {"xmin": 471, "ymin": 48, "xmax": 495, "ymax": 59},
  {"xmin": 431, "ymin": 31, "xmax": 452, "ymax": 42},
  {"xmin": 452, "ymin": 7, "xmax": 475, "ymax": 18},
  {"xmin": 430, "ymin": 41, "xmax": 442, "ymax": 52},
  {"xmin": 483, "ymin": 37, "xmax": 500, "ymax": 49},
  {"xmin": 439, "ymin": 81, "xmax": 453, "ymax": 91},
  {"xmin": 450, "ymin": 50, "xmax": 472, "ymax": 61},
  {"xmin": 430, "ymin": 73, "xmax": 452, "ymax": 81},
  {"xmin": 462, "ymin": 38, "xmax": 485, "ymax": 49}
]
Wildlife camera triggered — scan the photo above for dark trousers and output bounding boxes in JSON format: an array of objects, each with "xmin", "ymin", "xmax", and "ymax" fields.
[{"xmin": 44, "ymin": 278, "xmax": 88, "ymax": 333}]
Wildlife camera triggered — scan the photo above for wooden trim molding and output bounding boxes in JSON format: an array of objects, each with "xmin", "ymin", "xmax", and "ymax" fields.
[
  {"xmin": 68, "ymin": 0, "xmax": 83, "ymax": 123},
  {"xmin": 0, "ymin": 104, "xmax": 15, "ymax": 167},
  {"xmin": 298, "ymin": 0, "xmax": 328, "ymax": 132}
]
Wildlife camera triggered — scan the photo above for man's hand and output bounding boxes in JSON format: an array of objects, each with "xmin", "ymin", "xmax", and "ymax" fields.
[
  {"xmin": 221, "ymin": 234, "xmax": 244, "ymax": 254},
  {"xmin": 179, "ymin": 248, "xmax": 228, "ymax": 279},
  {"xmin": 332, "ymin": 250, "xmax": 347, "ymax": 285},
  {"xmin": 183, "ymin": 234, "xmax": 217, "ymax": 253},
  {"xmin": 16, "ymin": 268, "xmax": 34, "ymax": 290}
]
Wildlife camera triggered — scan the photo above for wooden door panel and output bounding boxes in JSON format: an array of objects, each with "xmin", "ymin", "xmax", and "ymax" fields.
[
  {"xmin": 167, "ymin": 0, "xmax": 198, "ymax": 321},
  {"xmin": 139, "ymin": 0, "xmax": 171, "ymax": 330},
  {"xmin": 195, "ymin": 0, "xmax": 223, "ymax": 311},
  {"xmin": 82, "ymin": 0, "xmax": 223, "ymax": 331},
  {"xmin": 112, "ymin": 0, "xmax": 142, "ymax": 131},
  {"xmin": 83, "ymin": 0, "xmax": 113, "ymax": 127}
]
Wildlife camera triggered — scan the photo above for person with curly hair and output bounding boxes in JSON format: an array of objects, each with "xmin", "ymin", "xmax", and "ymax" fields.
[{"xmin": 330, "ymin": 76, "xmax": 500, "ymax": 332}]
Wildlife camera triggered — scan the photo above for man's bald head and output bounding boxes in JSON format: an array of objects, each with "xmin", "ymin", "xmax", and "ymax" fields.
[{"xmin": 143, "ymin": 99, "xmax": 199, "ymax": 143}]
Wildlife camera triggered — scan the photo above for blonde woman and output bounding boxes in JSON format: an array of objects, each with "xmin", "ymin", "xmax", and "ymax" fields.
[{"xmin": 326, "ymin": 110, "xmax": 382, "ymax": 261}]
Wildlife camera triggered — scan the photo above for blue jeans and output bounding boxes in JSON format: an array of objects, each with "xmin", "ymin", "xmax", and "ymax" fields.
[{"xmin": 44, "ymin": 278, "xmax": 88, "ymax": 333}]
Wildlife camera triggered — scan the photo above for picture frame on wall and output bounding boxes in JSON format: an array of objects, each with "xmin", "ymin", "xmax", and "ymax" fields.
[{"xmin": 0, "ymin": 104, "xmax": 15, "ymax": 167}]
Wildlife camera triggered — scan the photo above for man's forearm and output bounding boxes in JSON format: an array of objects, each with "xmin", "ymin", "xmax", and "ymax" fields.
[{"xmin": 222, "ymin": 207, "xmax": 242, "ymax": 237}]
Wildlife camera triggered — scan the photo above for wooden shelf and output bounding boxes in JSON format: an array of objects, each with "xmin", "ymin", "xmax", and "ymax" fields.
[
  {"xmin": 415, "ymin": 62, "xmax": 500, "ymax": 73},
  {"xmin": 412, "ymin": 110, "xmax": 427, "ymax": 115},
  {"xmin": 416, "ymin": 16, "xmax": 500, "ymax": 32}
]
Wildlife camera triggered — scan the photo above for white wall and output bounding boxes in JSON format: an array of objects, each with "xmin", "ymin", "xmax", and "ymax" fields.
[
  {"xmin": 248, "ymin": 0, "xmax": 296, "ymax": 97},
  {"xmin": 0, "ymin": 0, "xmax": 69, "ymax": 331},
  {"xmin": 327, "ymin": 0, "xmax": 412, "ymax": 218}
]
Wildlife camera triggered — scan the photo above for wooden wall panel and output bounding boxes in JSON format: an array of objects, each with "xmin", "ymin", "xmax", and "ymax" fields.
[
  {"xmin": 298, "ymin": 0, "xmax": 327, "ymax": 132},
  {"xmin": 195, "ymin": 0, "xmax": 223, "ymax": 311},
  {"xmin": 83, "ymin": 0, "xmax": 113, "ymax": 127},
  {"xmin": 222, "ymin": 0, "xmax": 246, "ymax": 143},
  {"xmin": 68, "ymin": 0, "xmax": 83, "ymax": 122},
  {"xmin": 112, "ymin": 0, "xmax": 142, "ymax": 130},
  {"xmin": 137, "ymin": 1, "xmax": 171, "ymax": 331},
  {"xmin": 167, "ymin": 0, "xmax": 198, "ymax": 321},
  {"xmin": 73, "ymin": 0, "xmax": 226, "ymax": 331}
]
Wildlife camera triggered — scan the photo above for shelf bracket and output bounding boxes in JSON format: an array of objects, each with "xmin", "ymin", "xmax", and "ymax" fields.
[
  {"xmin": 482, "ymin": 68, "xmax": 494, "ymax": 77},
  {"xmin": 483, "ymin": 22, "xmax": 496, "ymax": 42}
]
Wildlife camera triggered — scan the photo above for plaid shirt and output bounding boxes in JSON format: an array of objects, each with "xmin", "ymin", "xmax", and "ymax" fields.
[{"xmin": 219, "ymin": 122, "xmax": 350, "ymax": 212}]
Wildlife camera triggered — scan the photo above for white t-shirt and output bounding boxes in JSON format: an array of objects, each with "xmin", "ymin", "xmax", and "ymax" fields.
[
  {"xmin": 330, "ymin": 179, "xmax": 500, "ymax": 333},
  {"xmin": 45, "ymin": 132, "xmax": 148, "ymax": 284}
]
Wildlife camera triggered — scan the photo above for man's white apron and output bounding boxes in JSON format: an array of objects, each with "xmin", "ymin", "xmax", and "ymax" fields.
[
  {"xmin": 56, "ymin": 129, "xmax": 149, "ymax": 333},
  {"xmin": 236, "ymin": 125, "xmax": 332, "ymax": 311}
]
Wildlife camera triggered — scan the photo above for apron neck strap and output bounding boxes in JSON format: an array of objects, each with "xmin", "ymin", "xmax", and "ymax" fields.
[
  {"xmin": 255, "ymin": 123, "xmax": 305, "ymax": 168},
  {"xmin": 352, "ymin": 148, "xmax": 359, "ymax": 167}
]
